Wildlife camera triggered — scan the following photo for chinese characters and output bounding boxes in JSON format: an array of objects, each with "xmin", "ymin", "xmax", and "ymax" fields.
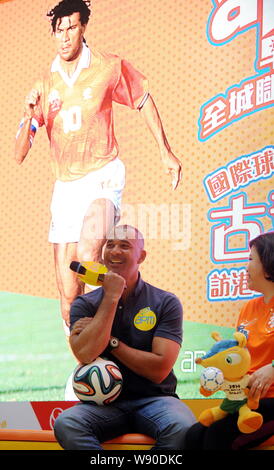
[{"xmin": 199, "ymin": 0, "xmax": 274, "ymax": 140}]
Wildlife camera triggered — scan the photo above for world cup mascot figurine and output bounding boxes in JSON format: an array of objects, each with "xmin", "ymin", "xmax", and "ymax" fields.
[{"xmin": 196, "ymin": 331, "xmax": 263, "ymax": 434}]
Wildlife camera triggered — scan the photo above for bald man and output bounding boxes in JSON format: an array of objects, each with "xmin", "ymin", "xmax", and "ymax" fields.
[{"xmin": 54, "ymin": 225, "xmax": 196, "ymax": 450}]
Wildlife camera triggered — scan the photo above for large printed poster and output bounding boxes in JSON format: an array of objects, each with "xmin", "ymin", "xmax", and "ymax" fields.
[{"xmin": 0, "ymin": 0, "xmax": 273, "ymax": 429}]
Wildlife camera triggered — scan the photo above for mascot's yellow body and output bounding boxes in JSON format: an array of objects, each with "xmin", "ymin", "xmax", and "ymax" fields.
[{"xmin": 196, "ymin": 331, "xmax": 263, "ymax": 434}]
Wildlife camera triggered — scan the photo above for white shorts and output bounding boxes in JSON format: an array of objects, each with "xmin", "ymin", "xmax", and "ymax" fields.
[{"xmin": 48, "ymin": 158, "xmax": 125, "ymax": 243}]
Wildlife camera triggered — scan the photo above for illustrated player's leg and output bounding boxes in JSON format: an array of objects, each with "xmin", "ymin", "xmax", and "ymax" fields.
[
  {"xmin": 49, "ymin": 159, "xmax": 125, "ymax": 334},
  {"xmin": 77, "ymin": 197, "xmax": 119, "ymax": 264},
  {"xmin": 76, "ymin": 158, "xmax": 125, "ymax": 266},
  {"xmin": 54, "ymin": 242, "xmax": 84, "ymax": 331},
  {"xmin": 54, "ymin": 199, "xmax": 118, "ymax": 333}
]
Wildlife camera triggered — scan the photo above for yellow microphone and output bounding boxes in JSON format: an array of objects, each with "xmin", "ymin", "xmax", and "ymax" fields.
[{"xmin": 70, "ymin": 261, "xmax": 108, "ymax": 286}]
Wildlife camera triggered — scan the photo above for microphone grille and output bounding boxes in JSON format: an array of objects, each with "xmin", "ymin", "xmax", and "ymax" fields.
[{"xmin": 70, "ymin": 261, "xmax": 86, "ymax": 274}]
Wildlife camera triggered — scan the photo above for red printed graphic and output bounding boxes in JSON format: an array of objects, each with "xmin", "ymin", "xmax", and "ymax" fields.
[{"xmin": 30, "ymin": 401, "xmax": 77, "ymax": 430}]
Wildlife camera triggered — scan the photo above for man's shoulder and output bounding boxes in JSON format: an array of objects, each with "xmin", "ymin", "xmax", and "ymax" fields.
[
  {"xmin": 73, "ymin": 287, "xmax": 104, "ymax": 308},
  {"xmin": 38, "ymin": 49, "xmax": 121, "ymax": 84},
  {"xmin": 81, "ymin": 286, "xmax": 104, "ymax": 302},
  {"xmin": 142, "ymin": 280, "xmax": 181, "ymax": 304},
  {"xmin": 36, "ymin": 58, "xmax": 55, "ymax": 81},
  {"xmin": 91, "ymin": 48, "xmax": 121, "ymax": 67},
  {"xmin": 31, "ymin": 68, "xmax": 54, "ymax": 91}
]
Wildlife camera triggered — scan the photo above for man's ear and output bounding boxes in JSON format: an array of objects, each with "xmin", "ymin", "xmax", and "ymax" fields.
[
  {"xmin": 81, "ymin": 23, "xmax": 87, "ymax": 37},
  {"xmin": 138, "ymin": 250, "xmax": 147, "ymax": 265}
]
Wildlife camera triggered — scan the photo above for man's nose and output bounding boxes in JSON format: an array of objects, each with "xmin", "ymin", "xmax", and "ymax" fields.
[
  {"xmin": 62, "ymin": 30, "xmax": 69, "ymax": 42},
  {"xmin": 111, "ymin": 245, "xmax": 122, "ymax": 255}
]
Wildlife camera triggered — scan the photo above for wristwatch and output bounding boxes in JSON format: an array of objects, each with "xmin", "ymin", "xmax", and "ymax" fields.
[
  {"xmin": 108, "ymin": 337, "xmax": 120, "ymax": 352},
  {"xmin": 272, "ymin": 360, "xmax": 274, "ymax": 367}
]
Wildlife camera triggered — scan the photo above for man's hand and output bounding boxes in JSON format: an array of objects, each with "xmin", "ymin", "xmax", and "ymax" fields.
[
  {"xmin": 102, "ymin": 271, "xmax": 126, "ymax": 301},
  {"xmin": 24, "ymin": 89, "xmax": 40, "ymax": 119},
  {"xmin": 161, "ymin": 150, "xmax": 182, "ymax": 190},
  {"xmin": 71, "ymin": 317, "xmax": 93, "ymax": 337},
  {"xmin": 15, "ymin": 88, "xmax": 40, "ymax": 164},
  {"xmin": 69, "ymin": 272, "xmax": 125, "ymax": 363}
]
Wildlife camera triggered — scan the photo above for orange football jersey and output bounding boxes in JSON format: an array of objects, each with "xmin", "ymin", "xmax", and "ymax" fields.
[
  {"xmin": 237, "ymin": 295, "xmax": 274, "ymax": 397},
  {"xmin": 26, "ymin": 44, "xmax": 148, "ymax": 181}
]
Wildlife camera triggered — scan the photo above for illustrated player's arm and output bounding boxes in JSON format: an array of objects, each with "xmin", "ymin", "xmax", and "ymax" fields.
[
  {"xmin": 69, "ymin": 271, "xmax": 126, "ymax": 363},
  {"xmin": 113, "ymin": 59, "xmax": 182, "ymax": 190},
  {"xmin": 14, "ymin": 88, "xmax": 41, "ymax": 164},
  {"xmin": 139, "ymin": 94, "xmax": 182, "ymax": 190}
]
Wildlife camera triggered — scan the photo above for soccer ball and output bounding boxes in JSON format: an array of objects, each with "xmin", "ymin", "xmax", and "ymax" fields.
[
  {"xmin": 200, "ymin": 367, "xmax": 224, "ymax": 392},
  {"xmin": 72, "ymin": 357, "xmax": 123, "ymax": 405}
]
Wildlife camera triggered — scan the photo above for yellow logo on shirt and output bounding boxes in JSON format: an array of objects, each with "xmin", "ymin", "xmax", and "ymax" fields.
[{"xmin": 134, "ymin": 307, "xmax": 156, "ymax": 331}]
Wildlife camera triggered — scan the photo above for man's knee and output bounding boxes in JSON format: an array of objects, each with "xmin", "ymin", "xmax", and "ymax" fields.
[
  {"xmin": 54, "ymin": 412, "xmax": 69, "ymax": 448},
  {"xmin": 77, "ymin": 238, "xmax": 105, "ymax": 262},
  {"xmin": 162, "ymin": 413, "xmax": 196, "ymax": 438},
  {"xmin": 80, "ymin": 199, "xmax": 117, "ymax": 242},
  {"xmin": 54, "ymin": 409, "xmax": 82, "ymax": 449},
  {"xmin": 157, "ymin": 421, "xmax": 192, "ymax": 449},
  {"xmin": 156, "ymin": 403, "xmax": 196, "ymax": 449},
  {"xmin": 54, "ymin": 406, "xmax": 103, "ymax": 450}
]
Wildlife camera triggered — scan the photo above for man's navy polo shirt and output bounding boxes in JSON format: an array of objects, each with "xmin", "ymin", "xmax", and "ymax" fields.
[{"xmin": 70, "ymin": 274, "xmax": 183, "ymax": 399}]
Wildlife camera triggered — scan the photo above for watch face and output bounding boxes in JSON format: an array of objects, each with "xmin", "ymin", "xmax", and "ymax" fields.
[{"xmin": 110, "ymin": 337, "xmax": 119, "ymax": 348}]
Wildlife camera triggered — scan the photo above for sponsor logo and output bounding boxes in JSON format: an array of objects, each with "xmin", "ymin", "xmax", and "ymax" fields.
[{"xmin": 134, "ymin": 307, "xmax": 156, "ymax": 331}]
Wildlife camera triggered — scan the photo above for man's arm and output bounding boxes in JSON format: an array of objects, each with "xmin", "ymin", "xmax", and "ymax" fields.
[
  {"xmin": 69, "ymin": 272, "xmax": 126, "ymax": 364},
  {"xmin": 110, "ymin": 336, "xmax": 180, "ymax": 384},
  {"xmin": 140, "ymin": 94, "xmax": 182, "ymax": 190},
  {"xmin": 110, "ymin": 293, "xmax": 182, "ymax": 383},
  {"xmin": 14, "ymin": 88, "xmax": 40, "ymax": 164}
]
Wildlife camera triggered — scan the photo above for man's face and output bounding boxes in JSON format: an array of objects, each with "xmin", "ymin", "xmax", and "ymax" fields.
[
  {"xmin": 54, "ymin": 12, "xmax": 86, "ymax": 62},
  {"xmin": 103, "ymin": 227, "xmax": 146, "ymax": 281}
]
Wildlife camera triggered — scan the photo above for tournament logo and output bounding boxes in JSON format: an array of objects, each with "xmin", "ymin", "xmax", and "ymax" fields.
[
  {"xmin": 49, "ymin": 407, "xmax": 64, "ymax": 430},
  {"xmin": 134, "ymin": 307, "xmax": 156, "ymax": 331}
]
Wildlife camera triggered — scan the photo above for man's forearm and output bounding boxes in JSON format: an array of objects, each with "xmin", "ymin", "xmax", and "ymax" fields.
[
  {"xmin": 69, "ymin": 295, "xmax": 119, "ymax": 364},
  {"xmin": 140, "ymin": 94, "xmax": 171, "ymax": 155},
  {"xmin": 140, "ymin": 93, "xmax": 182, "ymax": 190},
  {"xmin": 111, "ymin": 337, "xmax": 180, "ymax": 384}
]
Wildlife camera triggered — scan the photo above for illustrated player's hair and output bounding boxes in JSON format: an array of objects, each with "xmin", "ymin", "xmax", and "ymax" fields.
[{"xmin": 47, "ymin": 0, "xmax": 91, "ymax": 33}]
